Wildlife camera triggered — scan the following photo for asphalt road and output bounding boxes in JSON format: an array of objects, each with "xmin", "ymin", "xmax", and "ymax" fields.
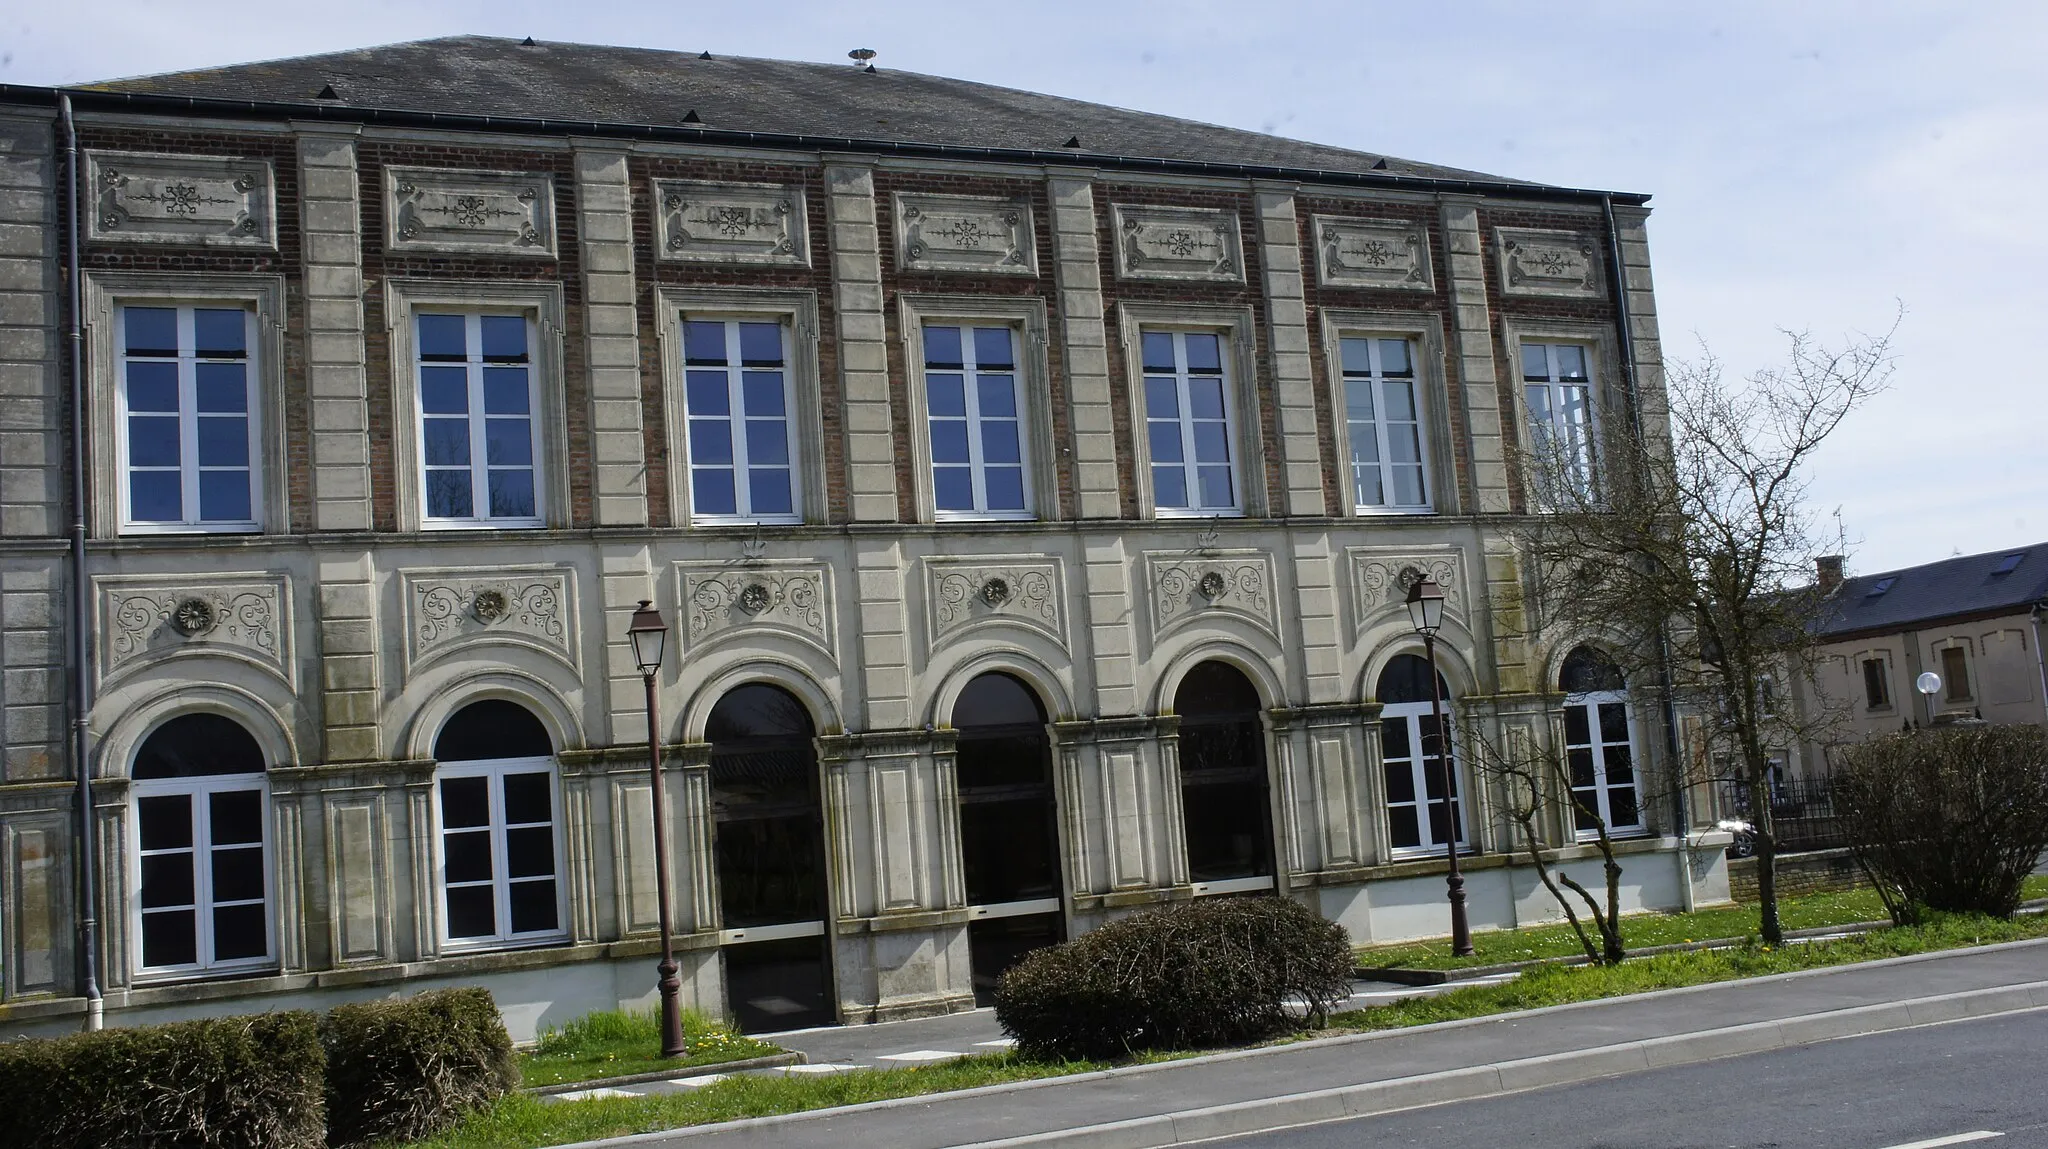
[{"xmin": 1203, "ymin": 1007, "xmax": 2048, "ymax": 1149}]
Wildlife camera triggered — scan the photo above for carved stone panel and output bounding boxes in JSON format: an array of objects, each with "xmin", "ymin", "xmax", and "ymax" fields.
[
  {"xmin": 653, "ymin": 179, "xmax": 810, "ymax": 266},
  {"xmin": 402, "ymin": 567, "xmax": 577, "ymax": 675},
  {"xmin": 385, "ymin": 166, "xmax": 557, "ymax": 258},
  {"xmin": 86, "ymin": 151, "xmax": 276, "ymax": 248},
  {"xmin": 893, "ymin": 192, "xmax": 1038, "ymax": 276},
  {"xmin": 1312, "ymin": 215, "xmax": 1434, "ymax": 291},
  {"xmin": 1347, "ymin": 546, "xmax": 1470, "ymax": 635},
  {"xmin": 677, "ymin": 562, "xmax": 835, "ymax": 661},
  {"xmin": 1111, "ymin": 204, "xmax": 1244, "ymax": 283},
  {"xmin": 1495, "ymin": 226, "xmax": 1603, "ymax": 298},
  {"xmin": 1144, "ymin": 550, "xmax": 1278, "ymax": 643},
  {"xmin": 96, "ymin": 573, "xmax": 291, "ymax": 687},
  {"xmin": 922, "ymin": 555, "xmax": 1066, "ymax": 651}
]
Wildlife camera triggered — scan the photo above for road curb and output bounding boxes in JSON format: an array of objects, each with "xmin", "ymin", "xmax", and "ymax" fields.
[
  {"xmin": 951, "ymin": 981, "xmax": 2048, "ymax": 1148},
  {"xmin": 527, "ymin": 1052, "xmax": 805, "ymax": 1096}
]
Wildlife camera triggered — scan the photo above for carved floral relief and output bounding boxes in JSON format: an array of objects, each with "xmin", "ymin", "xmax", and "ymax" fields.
[
  {"xmin": 677, "ymin": 564, "xmax": 835, "ymax": 660},
  {"xmin": 86, "ymin": 152, "xmax": 276, "ymax": 248},
  {"xmin": 385, "ymin": 167, "xmax": 558, "ymax": 257},
  {"xmin": 1312, "ymin": 215, "xmax": 1434, "ymax": 291},
  {"xmin": 1495, "ymin": 227, "xmax": 1603, "ymax": 298},
  {"xmin": 1347, "ymin": 547, "xmax": 1469, "ymax": 634},
  {"xmin": 97, "ymin": 574, "xmax": 291, "ymax": 686},
  {"xmin": 923, "ymin": 556, "xmax": 1065, "ymax": 650},
  {"xmin": 894, "ymin": 193, "xmax": 1038, "ymax": 275},
  {"xmin": 402, "ymin": 569, "xmax": 576, "ymax": 674},
  {"xmin": 1111, "ymin": 204, "xmax": 1244, "ymax": 283},
  {"xmin": 1144, "ymin": 550, "xmax": 1278, "ymax": 642},
  {"xmin": 654, "ymin": 180, "xmax": 810, "ymax": 266}
]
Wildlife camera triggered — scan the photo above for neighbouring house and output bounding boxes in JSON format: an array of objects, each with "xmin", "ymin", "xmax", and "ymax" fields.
[{"xmin": 0, "ymin": 36, "xmax": 1728, "ymax": 1040}]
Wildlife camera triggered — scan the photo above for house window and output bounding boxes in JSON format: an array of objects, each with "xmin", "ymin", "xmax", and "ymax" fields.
[
  {"xmin": 116, "ymin": 305, "xmax": 261, "ymax": 531},
  {"xmin": 1521, "ymin": 342, "xmax": 1597, "ymax": 504},
  {"xmin": 1560, "ymin": 646, "xmax": 1643, "ymax": 837},
  {"xmin": 130, "ymin": 714, "xmax": 272, "ymax": 977},
  {"xmin": 1143, "ymin": 330, "xmax": 1240, "ymax": 515},
  {"xmin": 1173, "ymin": 661, "xmax": 1274, "ymax": 888},
  {"xmin": 682, "ymin": 318, "xmax": 800, "ymax": 522},
  {"xmin": 1376, "ymin": 655, "xmax": 1465, "ymax": 854},
  {"xmin": 433, "ymin": 701, "xmax": 564, "ymax": 947},
  {"xmin": 921, "ymin": 324, "xmax": 1030, "ymax": 518},
  {"xmin": 415, "ymin": 312, "xmax": 544, "ymax": 528},
  {"xmin": 1940, "ymin": 646, "xmax": 1972, "ymax": 702},
  {"xmin": 1862, "ymin": 658, "xmax": 1891, "ymax": 710},
  {"xmin": 1339, "ymin": 336, "xmax": 1429, "ymax": 512}
]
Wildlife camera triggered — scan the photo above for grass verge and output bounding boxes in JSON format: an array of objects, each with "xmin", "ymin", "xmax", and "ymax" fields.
[
  {"xmin": 1355, "ymin": 874, "xmax": 2048, "ymax": 971},
  {"xmin": 519, "ymin": 1009, "xmax": 782, "ymax": 1089},
  {"xmin": 1334, "ymin": 909, "xmax": 2048, "ymax": 1031}
]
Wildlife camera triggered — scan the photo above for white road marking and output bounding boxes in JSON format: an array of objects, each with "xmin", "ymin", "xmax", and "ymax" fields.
[
  {"xmin": 552, "ymin": 1086, "xmax": 642, "ymax": 1101},
  {"xmin": 877, "ymin": 1049, "xmax": 966, "ymax": 1062},
  {"xmin": 1877, "ymin": 1132, "xmax": 2004, "ymax": 1149},
  {"xmin": 668, "ymin": 1073, "xmax": 730, "ymax": 1088},
  {"xmin": 782, "ymin": 1063, "xmax": 859, "ymax": 1074},
  {"xmin": 975, "ymin": 1038, "xmax": 1017, "ymax": 1048}
]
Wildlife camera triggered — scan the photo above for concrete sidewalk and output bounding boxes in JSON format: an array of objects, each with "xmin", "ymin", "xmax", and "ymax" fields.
[{"xmin": 570, "ymin": 938, "xmax": 2048, "ymax": 1148}]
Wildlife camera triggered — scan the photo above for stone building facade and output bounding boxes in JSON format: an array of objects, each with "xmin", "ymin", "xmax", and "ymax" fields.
[{"xmin": 0, "ymin": 37, "xmax": 1727, "ymax": 1040}]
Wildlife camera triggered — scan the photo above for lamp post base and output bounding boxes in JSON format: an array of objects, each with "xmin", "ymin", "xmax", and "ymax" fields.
[
  {"xmin": 1447, "ymin": 868, "xmax": 1475, "ymax": 957},
  {"xmin": 657, "ymin": 955, "xmax": 687, "ymax": 1059}
]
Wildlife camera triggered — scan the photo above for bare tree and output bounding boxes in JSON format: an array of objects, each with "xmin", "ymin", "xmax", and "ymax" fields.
[{"xmin": 1514, "ymin": 314, "xmax": 1898, "ymax": 944}]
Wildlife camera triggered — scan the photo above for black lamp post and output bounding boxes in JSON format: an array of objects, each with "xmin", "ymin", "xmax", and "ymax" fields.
[
  {"xmin": 1405, "ymin": 576, "xmax": 1474, "ymax": 957},
  {"xmin": 627, "ymin": 599, "xmax": 688, "ymax": 1058}
]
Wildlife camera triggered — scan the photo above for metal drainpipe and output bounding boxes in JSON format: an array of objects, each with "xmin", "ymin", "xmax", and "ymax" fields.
[
  {"xmin": 58, "ymin": 93, "xmax": 102, "ymax": 1032},
  {"xmin": 1601, "ymin": 193, "xmax": 1695, "ymax": 909}
]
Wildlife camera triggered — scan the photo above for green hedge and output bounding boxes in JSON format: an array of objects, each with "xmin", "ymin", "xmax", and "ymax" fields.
[
  {"xmin": 0, "ymin": 1009, "xmax": 326, "ymax": 1149},
  {"xmin": 322, "ymin": 987, "xmax": 519, "ymax": 1147},
  {"xmin": 994, "ymin": 896, "xmax": 1354, "ymax": 1060}
]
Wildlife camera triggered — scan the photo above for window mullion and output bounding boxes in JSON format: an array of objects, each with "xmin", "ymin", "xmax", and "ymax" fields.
[
  {"xmin": 467, "ymin": 316, "xmax": 488, "ymax": 521},
  {"xmin": 193, "ymin": 781, "xmax": 216, "ymax": 967},
  {"xmin": 1176, "ymin": 355, "xmax": 1200, "ymax": 508},
  {"xmin": 490, "ymin": 768, "xmax": 512, "ymax": 942},
  {"xmin": 726, "ymin": 323, "xmax": 752, "ymax": 515},
  {"xmin": 962, "ymin": 341, "xmax": 988, "ymax": 513},
  {"xmin": 178, "ymin": 308, "xmax": 200, "ymax": 526}
]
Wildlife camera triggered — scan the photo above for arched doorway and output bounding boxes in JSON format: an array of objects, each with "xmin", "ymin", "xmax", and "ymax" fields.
[
  {"xmin": 706, "ymin": 683, "xmax": 833, "ymax": 1032},
  {"xmin": 1173, "ymin": 661, "xmax": 1275, "ymax": 892},
  {"xmin": 1559, "ymin": 646, "xmax": 1643, "ymax": 836},
  {"xmin": 952, "ymin": 672, "xmax": 1064, "ymax": 1002},
  {"xmin": 1376, "ymin": 654, "xmax": 1465, "ymax": 856},
  {"xmin": 131, "ymin": 713, "xmax": 273, "ymax": 977},
  {"xmin": 432, "ymin": 699, "xmax": 564, "ymax": 949}
]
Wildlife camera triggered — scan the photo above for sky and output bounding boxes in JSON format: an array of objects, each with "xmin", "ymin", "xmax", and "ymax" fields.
[{"xmin": 5, "ymin": 1, "xmax": 2042, "ymax": 577}]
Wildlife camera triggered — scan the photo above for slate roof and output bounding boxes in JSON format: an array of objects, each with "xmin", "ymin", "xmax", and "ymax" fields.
[
  {"xmin": 1814, "ymin": 543, "xmax": 2048, "ymax": 639},
  {"xmin": 81, "ymin": 35, "xmax": 1541, "ymax": 188}
]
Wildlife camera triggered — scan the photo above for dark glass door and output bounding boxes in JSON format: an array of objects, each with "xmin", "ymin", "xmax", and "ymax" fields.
[
  {"xmin": 953, "ymin": 673, "xmax": 1065, "ymax": 1002},
  {"xmin": 1175, "ymin": 662, "xmax": 1275, "ymax": 890}
]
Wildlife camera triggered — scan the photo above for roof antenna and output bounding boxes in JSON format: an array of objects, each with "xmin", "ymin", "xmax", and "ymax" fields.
[
  {"xmin": 316, "ymin": 83, "xmax": 339, "ymax": 100},
  {"xmin": 521, "ymin": 37, "xmax": 535, "ymax": 46},
  {"xmin": 849, "ymin": 48, "xmax": 877, "ymax": 69}
]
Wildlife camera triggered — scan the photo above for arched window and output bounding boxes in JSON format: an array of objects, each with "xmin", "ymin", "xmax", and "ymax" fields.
[
  {"xmin": 131, "ymin": 714, "xmax": 272, "ymax": 976},
  {"xmin": 1559, "ymin": 646, "xmax": 1642, "ymax": 835},
  {"xmin": 952, "ymin": 672, "xmax": 1063, "ymax": 1001},
  {"xmin": 433, "ymin": 699, "xmax": 563, "ymax": 948},
  {"xmin": 707, "ymin": 683, "xmax": 833, "ymax": 1032},
  {"xmin": 1376, "ymin": 654, "xmax": 1465, "ymax": 854},
  {"xmin": 1174, "ymin": 662, "xmax": 1274, "ymax": 887}
]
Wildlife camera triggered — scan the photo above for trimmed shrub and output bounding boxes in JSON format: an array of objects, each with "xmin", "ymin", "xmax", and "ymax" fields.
[
  {"xmin": 322, "ymin": 987, "xmax": 519, "ymax": 1147},
  {"xmin": 0, "ymin": 1010, "xmax": 325, "ymax": 1149},
  {"xmin": 1832, "ymin": 724, "xmax": 2048, "ymax": 923},
  {"xmin": 994, "ymin": 896, "xmax": 1353, "ymax": 1060}
]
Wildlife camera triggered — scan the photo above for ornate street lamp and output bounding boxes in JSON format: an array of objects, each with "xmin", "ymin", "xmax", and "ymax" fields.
[
  {"xmin": 1405, "ymin": 576, "xmax": 1474, "ymax": 957},
  {"xmin": 627, "ymin": 600, "xmax": 688, "ymax": 1058}
]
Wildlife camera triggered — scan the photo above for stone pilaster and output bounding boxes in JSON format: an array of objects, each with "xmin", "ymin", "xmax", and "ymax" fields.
[
  {"xmin": 573, "ymin": 148, "xmax": 649, "ymax": 526},
  {"xmin": 1082, "ymin": 537, "xmax": 1137, "ymax": 716},
  {"xmin": 0, "ymin": 114, "xmax": 58, "ymax": 543},
  {"xmin": 600, "ymin": 545, "xmax": 654, "ymax": 744},
  {"xmin": 315, "ymin": 553, "xmax": 379, "ymax": 762},
  {"xmin": 1612, "ymin": 206, "xmax": 1671, "ymax": 464},
  {"xmin": 1440, "ymin": 201, "xmax": 1512, "ymax": 513},
  {"xmin": 1289, "ymin": 534, "xmax": 1343, "ymax": 704},
  {"xmin": 1047, "ymin": 175, "xmax": 1121, "ymax": 518},
  {"xmin": 296, "ymin": 130, "xmax": 373, "ymax": 531},
  {"xmin": 1253, "ymin": 189, "xmax": 1327, "ymax": 516},
  {"xmin": 824, "ymin": 163, "xmax": 898, "ymax": 521},
  {"xmin": 853, "ymin": 539, "xmax": 912, "ymax": 730}
]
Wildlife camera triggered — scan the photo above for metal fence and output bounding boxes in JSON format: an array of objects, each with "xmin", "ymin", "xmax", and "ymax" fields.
[{"xmin": 1717, "ymin": 776, "xmax": 1848, "ymax": 854}]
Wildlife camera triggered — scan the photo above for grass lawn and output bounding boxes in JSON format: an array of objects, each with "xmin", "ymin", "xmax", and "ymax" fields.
[
  {"xmin": 518, "ymin": 1008, "xmax": 784, "ymax": 1089},
  {"xmin": 1354, "ymin": 874, "xmax": 2048, "ymax": 972},
  {"xmin": 1333, "ymin": 909, "xmax": 2048, "ymax": 1032}
]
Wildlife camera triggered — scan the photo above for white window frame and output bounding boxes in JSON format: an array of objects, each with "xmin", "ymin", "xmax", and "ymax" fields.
[
  {"xmin": 655, "ymin": 286, "xmax": 827, "ymax": 527},
  {"xmin": 432, "ymin": 756, "xmax": 569, "ymax": 952},
  {"xmin": 898, "ymin": 294, "xmax": 1054, "ymax": 524},
  {"xmin": 1500, "ymin": 319, "xmax": 1621, "ymax": 513},
  {"xmin": 1318, "ymin": 309, "xmax": 1454, "ymax": 516},
  {"xmin": 1118, "ymin": 302, "xmax": 1264, "ymax": 519},
  {"xmin": 128, "ymin": 771, "xmax": 275, "ymax": 981},
  {"xmin": 83, "ymin": 272, "xmax": 288, "ymax": 539},
  {"xmin": 412, "ymin": 311, "xmax": 546, "ymax": 529},
  {"xmin": 673, "ymin": 315, "xmax": 802, "ymax": 525},
  {"xmin": 1379, "ymin": 699, "xmax": 1469, "ymax": 857},
  {"xmin": 1561, "ymin": 688, "xmax": 1647, "ymax": 839},
  {"xmin": 386, "ymin": 279, "xmax": 568, "ymax": 532}
]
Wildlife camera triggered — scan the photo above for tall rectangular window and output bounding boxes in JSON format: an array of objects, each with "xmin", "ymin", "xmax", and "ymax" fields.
[
  {"xmin": 134, "ymin": 778, "xmax": 271, "ymax": 974},
  {"xmin": 437, "ymin": 761, "xmax": 562, "ymax": 947},
  {"xmin": 1522, "ymin": 342, "xmax": 1597, "ymax": 504},
  {"xmin": 1339, "ymin": 336, "xmax": 1429, "ymax": 512},
  {"xmin": 922, "ymin": 324, "xmax": 1029, "ymax": 518},
  {"xmin": 415, "ymin": 312, "xmax": 543, "ymax": 527},
  {"xmin": 1143, "ymin": 330, "xmax": 1238, "ymax": 514},
  {"xmin": 1380, "ymin": 706, "xmax": 1465, "ymax": 853},
  {"xmin": 117, "ymin": 305, "xmax": 260, "ymax": 531},
  {"xmin": 1564, "ymin": 694, "xmax": 1642, "ymax": 835},
  {"xmin": 683, "ymin": 318, "xmax": 799, "ymax": 522},
  {"xmin": 1862, "ymin": 658, "xmax": 1891, "ymax": 710},
  {"xmin": 1941, "ymin": 646, "xmax": 1972, "ymax": 702}
]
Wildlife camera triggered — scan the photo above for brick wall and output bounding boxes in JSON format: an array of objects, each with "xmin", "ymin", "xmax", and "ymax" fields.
[{"xmin": 1728, "ymin": 848, "xmax": 1867, "ymax": 902}]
